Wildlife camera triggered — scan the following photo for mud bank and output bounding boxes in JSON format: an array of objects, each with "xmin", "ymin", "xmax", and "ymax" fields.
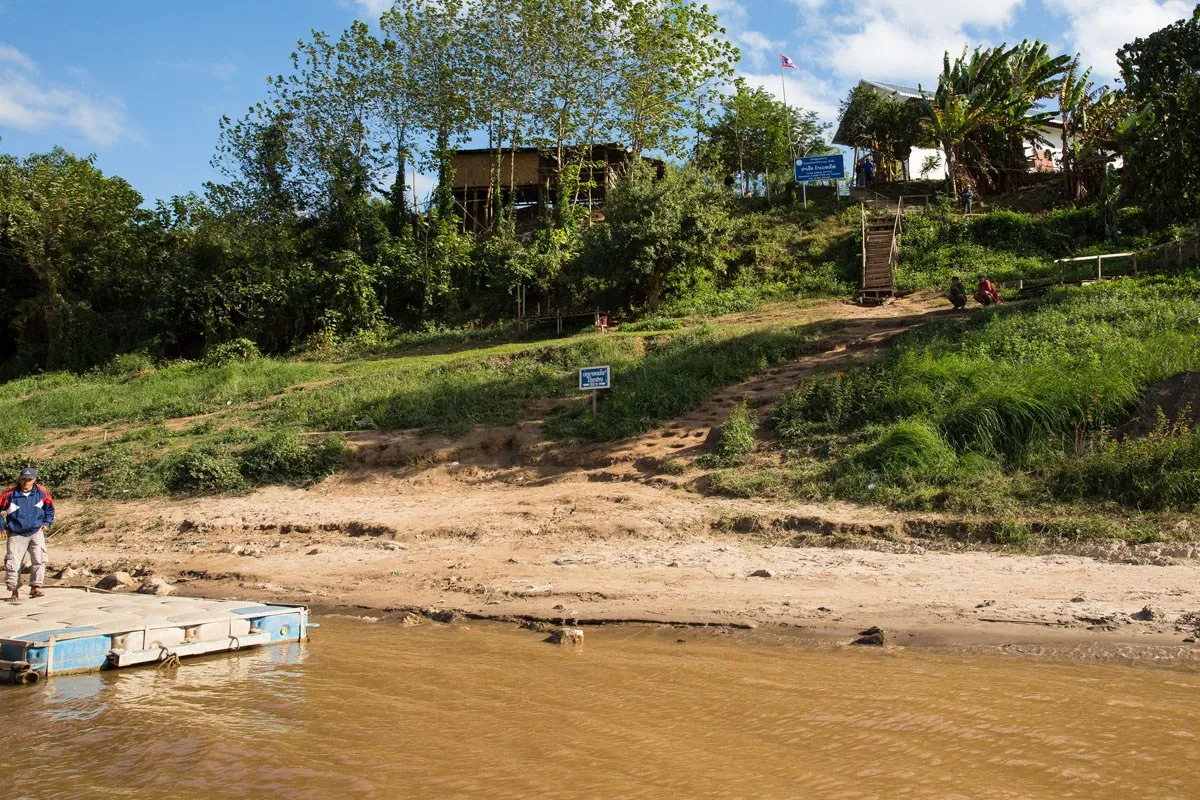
[{"xmin": 41, "ymin": 473, "xmax": 1200, "ymax": 663}]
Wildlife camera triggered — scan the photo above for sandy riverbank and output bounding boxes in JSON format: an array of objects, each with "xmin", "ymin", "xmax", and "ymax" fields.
[{"xmin": 41, "ymin": 468, "xmax": 1200, "ymax": 661}]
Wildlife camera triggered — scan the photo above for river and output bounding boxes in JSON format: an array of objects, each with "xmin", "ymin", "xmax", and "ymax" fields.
[{"xmin": 3, "ymin": 616, "xmax": 1198, "ymax": 799}]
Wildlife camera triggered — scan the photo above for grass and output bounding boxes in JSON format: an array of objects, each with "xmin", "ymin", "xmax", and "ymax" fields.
[
  {"xmin": 0, "ymin": 316, "xmax": 830, "ymax": 496},
  {"xmin": 545, "ymin": 323, "xmax": 832, "ymax": 441},
  {"xmin": 766, "ymin": 273, "xmax": 1200, "ymax": 512},
  {"xmin": 0, "ymin": 359, "xmax": 325, "ymax": 432}
]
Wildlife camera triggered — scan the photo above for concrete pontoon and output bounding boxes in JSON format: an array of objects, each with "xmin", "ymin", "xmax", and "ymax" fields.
[{"xmin": 0, "ymin": 588, "xmax": 309, "ymax": 684}]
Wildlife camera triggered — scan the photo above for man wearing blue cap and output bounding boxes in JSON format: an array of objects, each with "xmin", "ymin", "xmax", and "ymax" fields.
[{"xmin": 2, "ymin": 467, "xmax": 55, "ymax": 602}]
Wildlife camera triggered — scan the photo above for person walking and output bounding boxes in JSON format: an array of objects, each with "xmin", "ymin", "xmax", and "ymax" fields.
[{"xmin": 3, "ymin": 467, "xmax": 55, "ymax": 602}]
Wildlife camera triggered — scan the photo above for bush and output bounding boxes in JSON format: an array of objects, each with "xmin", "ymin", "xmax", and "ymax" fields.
[
  {"xmin": 714, "ymin": 401, "xmax": 757, "ymax": 465},
  {"xmin": 240, "ymin": 430, "xmax": 348, "ymax": 485},
  {"xmin": 164, "ymin": 445, "xmax": 246, "ymax": 493},
  {"xmin": 857, "ymin": 420, "xmax": 957, "ymax": 479},
  {"xmin": 203, "ymin": 338, "xmax": 261, "ymax": 367},
  {"xmin": 1053, "ymin": 424, "xmax": 1200, "ymax": 510},
  {"xmin": 101, "ymin": 352, "xmax": 156, "ymax": 378}
]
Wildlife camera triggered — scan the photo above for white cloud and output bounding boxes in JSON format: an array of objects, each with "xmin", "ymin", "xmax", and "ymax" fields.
[
  {"xmin": 0, "ymin": 45, "xmax": 138, "ymax": 147},
  {"xmin": 735, "ymin": 29, "xmax": 786, "ymax": 70},
  {"xmin": 0, "ymin": 43, "xmax": 33, "ymax": 70},
  {"xmin": 819, "ymin": 0, "xmax": 1025, "ymax": 83},
  {"xmin": 1043, "ymin": 0, "xmax": 1191, "ymax": 78},
  {"xmin": 736, "ymin": 69, "xmax": 843, "ymax": 130},
  {"xmin": 354, "ymin": 0, "xmax": 392, "ymax": 17}
]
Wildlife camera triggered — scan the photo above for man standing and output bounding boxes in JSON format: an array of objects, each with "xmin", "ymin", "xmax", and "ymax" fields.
[
  {"xmin": 3, "ymin": 467, "xmax": 54, "ymax": 602},
  {"xmin": 961, "ymin": 186, "xmax": 974, "ymax": 215}
]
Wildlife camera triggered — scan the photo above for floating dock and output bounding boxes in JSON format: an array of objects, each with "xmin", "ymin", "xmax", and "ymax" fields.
[{"xmin": 0, "ymin": 588, "xmax": 309, "ymax": 684}]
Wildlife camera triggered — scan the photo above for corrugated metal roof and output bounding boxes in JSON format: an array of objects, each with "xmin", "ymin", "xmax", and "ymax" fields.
[{"xmin": 862, "ymin": 80, "xmax": 931, "ymax": 100}]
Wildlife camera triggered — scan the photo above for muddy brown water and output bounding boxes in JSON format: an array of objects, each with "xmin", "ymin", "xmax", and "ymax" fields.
[{"xmin": 4, "ymin": 617, "xmax": 1200, "ymax": 799}]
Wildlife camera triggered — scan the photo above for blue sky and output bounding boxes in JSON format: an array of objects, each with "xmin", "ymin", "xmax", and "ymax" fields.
[{"xmin": 1, "ymin": 0, "xmax": 1192, "ymax": 205}]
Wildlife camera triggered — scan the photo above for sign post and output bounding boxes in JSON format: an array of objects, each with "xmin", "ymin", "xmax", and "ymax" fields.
[
  {"xmin": 794, "ymin": 154, "xmax": 846, "ymax": 208},
  {"xmin": 579, "ymin": 366, "xmax": 611, "ymax": 416}
]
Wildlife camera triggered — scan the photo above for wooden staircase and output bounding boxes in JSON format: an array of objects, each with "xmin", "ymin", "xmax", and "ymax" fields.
[{"xmin": 860, "ymin": 203, "xmax": 900, "ymax": 303}]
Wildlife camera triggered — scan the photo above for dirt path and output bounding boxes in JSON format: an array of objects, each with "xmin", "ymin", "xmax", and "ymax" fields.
[{"xmin": 341, "ymin": 295, "xmax": 953, "ymax": 473}]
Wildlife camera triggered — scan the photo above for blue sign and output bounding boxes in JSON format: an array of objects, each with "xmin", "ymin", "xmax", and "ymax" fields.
[
  {"xmin": 794, "ymin": 154, "xmax": 845, "ymax": 182},
  {"xmin": 579, "ymin": 366, "xmax": 611, "ymax": 390}
]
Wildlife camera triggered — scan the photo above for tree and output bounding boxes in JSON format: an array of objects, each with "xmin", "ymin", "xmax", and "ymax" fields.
[
  {"xmin": 0, "ymin": 149, "xmax": 150, "ymax": 370},
  {"xmin": 699, "ymin": 80, "xmax": 828, "ymax": 200},
  {"xmin": 1116, "ymin": 5, "xmax": 1200, "ymax": 224},
  {"xmin": 836, "ymin": 85, "xmax": 925, "ymax": 183},
  {"xmin": 610, "ymin": 0, "xmax": 738, "ymax": 158}
]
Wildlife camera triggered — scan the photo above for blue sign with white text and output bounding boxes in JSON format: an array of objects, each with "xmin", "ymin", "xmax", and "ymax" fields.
[
  {"xmin": 579, "ymin": 366, "xmax": 611, "ymax": 390},
  {"xmin": 794, "ymin": 154, "xmax": 845, "ymax": 182}
]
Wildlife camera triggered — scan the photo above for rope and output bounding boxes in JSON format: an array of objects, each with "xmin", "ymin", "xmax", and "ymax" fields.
[{"xmin": 156, "ymin": 647, "xmax": 180, "ymax": 670}]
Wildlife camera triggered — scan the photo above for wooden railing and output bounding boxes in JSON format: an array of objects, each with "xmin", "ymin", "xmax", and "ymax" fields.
[{"xmin": 1050, "ymin": 224, "xmax": 1200, "ymax": 284}]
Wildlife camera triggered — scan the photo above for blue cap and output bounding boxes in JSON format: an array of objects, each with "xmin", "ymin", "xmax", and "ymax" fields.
[{"xmin": 18, "ymin": 467, "xmax": 36, "ymax": 481}]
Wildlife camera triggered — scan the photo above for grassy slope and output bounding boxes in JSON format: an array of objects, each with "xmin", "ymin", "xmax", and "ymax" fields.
[
  {"xmin": 707, "ymin": 273, "xmax": 1200, "ymax": 542},
  {"xmin": 0, "ymin": 316, "xmax": 832, "ymax": 497}
]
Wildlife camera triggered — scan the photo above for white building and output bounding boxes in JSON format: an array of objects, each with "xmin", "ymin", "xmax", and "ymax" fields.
[{"xmin": 833, "ymin": 79, "xmax": 1082, "ymax": 182}]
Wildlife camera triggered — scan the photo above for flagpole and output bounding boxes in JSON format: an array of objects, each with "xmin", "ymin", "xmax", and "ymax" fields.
[{"xmin": 780, "ymin": 56, "xmax": 795, "ymax": 163}]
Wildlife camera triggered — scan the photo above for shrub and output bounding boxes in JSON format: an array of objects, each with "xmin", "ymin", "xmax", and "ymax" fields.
[
  {"xmin": 101, "ymin": 352, "xmax": 156, "ymax": 378},
  {"xmin": 203, "ymin": 338, "xmax": 261, "ymax": 367},
  {"xmin": 714, "ymin": 401, "xmax": 758, "ymax": 464},
  {"xmin": 163, "ymin": 445, "xmax": 246, "ymax": 493},
  {"xmin": 1052, "ymin": 424, "xmax": 1200, "ymax": 510},
  {"xmin": 240, "ymin": 430, "xmax": 348, "ymax": 485},
  {"xmin": 857, "ymin": 420, "xmax": 957, "ymax": 478}
]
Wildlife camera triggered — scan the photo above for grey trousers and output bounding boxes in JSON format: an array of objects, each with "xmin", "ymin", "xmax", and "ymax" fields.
[{"xmin": 5, "ymin": 531, "xmax": 46, "ymax": 590}]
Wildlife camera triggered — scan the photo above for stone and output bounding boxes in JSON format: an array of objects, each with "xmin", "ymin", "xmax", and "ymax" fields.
[
  {"xmin": 424, "ymin": 608, "xmax": 461, "ymax": 624},
  {"xmin": 137, "ymin": 576, "xmax": 176, "ymax": 596},
  {"xmin": 817, "ymin": 606, "xmax": 833, "ymax": 613},
  {"xmin": 1070, "ymin": 596, "xmax": 1086, "ymax": 603},
  {"xmin": 975, "ymin": 599, "xmax": 996, "ymax": 609},
  {"xmin": 95, "ymin": 572, "xmax": 136, "ymax": 591},
  {"xmin": 853, "ymin": 626, "xmax": 886, "ymax": 646},
  {"xmin": 55, "ymin": 566, "xmax": 81, "ymax": 581},
  {"xmin": 306, "ymin": 548, "xmax": 322, "ymax": 556},
  {"xmin": 749, "ymin": 569, "xmax": 774, "ymax": 578},
  {"xmin": 546, "ymin": 627, "xmax": 584, "ymax": 646},
  {"xmin": 1132, "ymin": 604, "xmax": 1167, "ymax": 622},
  {"xmin": 519, "ymin": 620, "xmax": 556, "ymax": 633}
]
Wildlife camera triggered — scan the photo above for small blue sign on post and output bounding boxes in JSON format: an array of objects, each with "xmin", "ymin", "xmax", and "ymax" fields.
[
  {"xmin": 794, "ymin": 154, "xmax": 845, "ymax": 182},
  {"xmin": 579, "ymin": 365, "xmax": 610, "ymax": 390},
  {"xmin": 580, "ymin": 365, "xmax": 610, "ymax": 416}
]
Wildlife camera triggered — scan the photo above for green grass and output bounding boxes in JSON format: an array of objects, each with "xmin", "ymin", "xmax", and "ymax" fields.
[
  {"xmin": 546, "ymin": 323, "xmax": 831, "ymax": 441},
  {"xmin": 768, "ymin": 273, "xmax": 1200, "ymax": 512},
  {"xmin": 0, "ymin": 359, "xmax": 326, "ymax": 431}
]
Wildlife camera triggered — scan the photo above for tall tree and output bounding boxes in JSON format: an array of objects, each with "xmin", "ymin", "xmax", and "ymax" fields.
[
  {"xmin": 1116, "ymin": 5, "xmax": 1200, "ymax": 224},
  {"xmin": 610, "ymin": 0, "xmax": 738, "ymax": 158}
]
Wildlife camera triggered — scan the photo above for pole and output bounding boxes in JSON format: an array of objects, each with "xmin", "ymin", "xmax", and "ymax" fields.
[
  {"xmin": 781, "ymin": 66, "xmax": 794, "ymax": 162},
  {"xmin": 802, "ymin": 181, "xmax": 807, "ymax": 209},
  {"xmin": 591, "ymin": 390, "xmax": 597, "ymax": 417}
]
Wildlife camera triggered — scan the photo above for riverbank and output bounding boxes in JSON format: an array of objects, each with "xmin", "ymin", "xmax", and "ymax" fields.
[{"xmin": 44, "ymin": 470, "xmax": 1200, "ymax": 661}]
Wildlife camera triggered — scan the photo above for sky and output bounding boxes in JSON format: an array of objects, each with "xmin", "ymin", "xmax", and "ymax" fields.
[{"xmin": 0, "ymin": 0, "xmax": 1193, "ymax": 205}]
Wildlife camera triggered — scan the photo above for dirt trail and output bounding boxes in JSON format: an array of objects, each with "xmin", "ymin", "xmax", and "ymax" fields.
[{"xmin": 343, "ymin": 295, "xmax": 952, "ymax": 473}]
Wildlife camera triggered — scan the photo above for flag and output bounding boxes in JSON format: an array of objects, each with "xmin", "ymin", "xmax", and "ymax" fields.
[{"xmin": 781, "ymin": 54, "xmax": 796, "ymax": 69}]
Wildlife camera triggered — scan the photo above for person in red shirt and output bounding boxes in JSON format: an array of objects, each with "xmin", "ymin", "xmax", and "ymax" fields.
[{"xmin": 974, "ymin": 274, "xmax": 1001, "ymax": 306}]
